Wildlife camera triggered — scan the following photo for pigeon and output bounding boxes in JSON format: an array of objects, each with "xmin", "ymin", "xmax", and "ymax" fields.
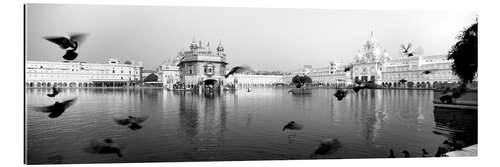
[
  {"xmin": 422, "ymin": 149, "xmax": 429, "ymax": 157},
  {"xmin": 44, "ymin": 33, "xmax": 88, "ymax": 60},
  {"xmin": 34, "ymin": 98, "xmax": 77, "ymax": 118},
  {"xmin": 85, "ymin": 138, "xmax": 123, "ymax": 157},
  {"xmin": 225, "ymin": 66, "xmax": 252, "ymax": 78},
  {"xmin": 114, "ymin": 116, "xmax": 149, "ymax": 130},
  {"xmin": 435, "ymin": 140, "xmax": 454, "ymax": 157},
  {"xmin": 282, "ymin": 121, "xmax": 304, "ymax": 131},
  {"xmin": 344, "ymin": 66, "xmax": 352, "ymax": 72},
  {"xmin": 46, "ymin": 86, "xmax": 60, "ymax": 97},
  {"xmin": 311, "ymin": 138, "xmax": 341, "ymax": 157},
  {"xmin": 334, "ymin": 89, "xmax": 347, "ymax": 100},
  {"xmin": 402, "ymin": 150, "xmax": 410, "ymax": 157},
  {"xmin": 422, "ymin": 70, "xmax": 432, "ymax": 75},
  {"xmin": 388, "ymin": 149, "xmax": 396, "ymax": 158}
]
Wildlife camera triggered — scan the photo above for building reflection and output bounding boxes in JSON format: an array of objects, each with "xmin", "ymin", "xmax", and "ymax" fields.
[
  {"xmin": 351, "ymin": 89, "xmax": 431, "ymax": 144},
  {"xmin": 176, "ymin": 92, "xmax": 228, "ymax": 160}
]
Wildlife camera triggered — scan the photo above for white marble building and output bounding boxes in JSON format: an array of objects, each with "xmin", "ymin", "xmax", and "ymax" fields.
[
  {"xmin": 25, "ymin": 58, "xmax": 142, "ymax": 87},
  {"xmin": 286, "ymin": 32, "xmax": 460, "ymax": 88},
  {"xmin": 158, "ymin": 59, "xmax": 180, "ymax": 89}
]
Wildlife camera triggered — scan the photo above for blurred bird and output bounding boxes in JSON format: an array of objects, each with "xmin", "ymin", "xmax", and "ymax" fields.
[
  {"xmin": 344, "ymin": 66, "xmax": 352, "ymax": 72},
  {"xmin": 225, "ymin": 65, "xmax": 252, "ymax": 78},
  {"xmin": 44, "ymin": 33, "xmax": 88, "ymax": 60},
  {"xmin": 422, "ymin": 70, "xmax": 432, "ymax": 75},
  {"xmin": 402, "ymin": 150, "xmax": 410, "ymax": 157},
  {"xmin": 85, "ymin": 138, "xmax": 123, "ymax": 157},
  {"xmin": 46, "ymin": 85, "xmax": 60, "ymax": 97},
  {"xmin": 34, "ymin": 98, "xmax": 77, "ymax": 118},
  {"xmin": 353, "ymin": 80, "xmax": 367, "ymax": 93},
  {"xmin": 388, "ymin": 149, "xmax": 396, "ymax": 158},
  {"xmin": 401, "ymin": 43, "xmax": 423, "ymax": 57},
  {"xmin": 114, "ymin": 116, "xmax": 149, "ymax": 130},
  {"xmin": 422, "ymin": 149, "xmax": 429, "ymax": 157},
  {"xmin": 311, "ymin": 138, "xmax": 341, "ymax": 157},
  {"xmin": 282, "ymin": 121, "xmax": 304, "ymax": 131},
  {"xmin": 334, "ymin": 89, "xmax": 347, "ymax": 101}
]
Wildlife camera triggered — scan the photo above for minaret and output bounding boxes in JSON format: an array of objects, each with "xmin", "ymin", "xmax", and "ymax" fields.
[
  {"xmin": 216, "ymin": 40, "xmax": 225, "ymax": 57},
  {"xmin": 190, "ymin": 37, "xmax": 197, "ymax": 51}
]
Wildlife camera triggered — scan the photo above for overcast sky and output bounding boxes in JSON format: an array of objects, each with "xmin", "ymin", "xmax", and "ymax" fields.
[{"xmin": 25, "ymin": 4, "xmax": 476, "ymax": 71}]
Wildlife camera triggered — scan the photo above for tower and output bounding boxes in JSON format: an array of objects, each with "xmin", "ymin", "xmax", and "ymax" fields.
[{"xmin": 216, "ymin": 40, "xmax": 225, "ymax": 57}]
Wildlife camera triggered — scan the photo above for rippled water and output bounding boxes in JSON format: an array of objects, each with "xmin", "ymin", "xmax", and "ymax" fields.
[{"xmin": 25, "ymin": 88, "xmax": 477, "ymax": 164}]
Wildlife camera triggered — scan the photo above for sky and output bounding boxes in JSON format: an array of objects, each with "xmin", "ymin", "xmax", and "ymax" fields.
[{"xmin": 25, "ymin": 4, "xmax": 476, "ymax": 71}]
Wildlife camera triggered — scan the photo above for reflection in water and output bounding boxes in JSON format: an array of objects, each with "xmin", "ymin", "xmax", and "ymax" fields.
[
  {"xmin": 433, "ymin": 108, "xmax": 477, "ymax": 156},
  {"xmin": 25, "ymin": 88, "xmax": 477, "ymax": 164}
]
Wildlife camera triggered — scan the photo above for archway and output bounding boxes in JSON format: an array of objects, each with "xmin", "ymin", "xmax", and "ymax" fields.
[
  {"xmin": 29, "ymin": 82, "xmax": 34, "ymax": 87},
  {"xmin": 36, "ymin": 82, "xmax": 41, "ymax": 87}
]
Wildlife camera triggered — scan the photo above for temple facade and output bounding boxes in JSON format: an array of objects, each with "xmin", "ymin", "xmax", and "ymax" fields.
[
  {"xmin": 351, "ymin": 31, "xmax": 391, "ymax": 84},
  {"xmin": 177, "ymin": 38, "xmax": 228, "ymax": 89}
]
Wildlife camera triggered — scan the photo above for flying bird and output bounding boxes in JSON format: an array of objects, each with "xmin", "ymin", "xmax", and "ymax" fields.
[
  {"xmin": 402, "ymin": 150, "xmax": 410, "ymax": 157},
  {"xmin": 401, "ymin": 43, "xmax": 424, "ymax": 57},
  {"xmin": 422, "ymin": 70, "xmax": 432, "ymax": 75},
  {"xmin": 34, "ymin": 98, "xmax": 77, "ymax": 118},
  {"xmin": 334, "ymin": 89, "xmax": 347, "ymax": 101},
  {"xmin": 114, "ymin": 116, "xmax": 149, "ymax": 130},
  {"xmin": 282, "ymin": 121, "xmax": 304, "ymax": 131},
  {"xmin": 311, "ymin": 138, "xmax": 341, "ymax": 157},
  {"xmin": 85, "ymin": 138, "xmax": 123, "ymax": 157},
  {"xmin": 343, "ymin": 65, "xmax": 352, "ymax": 72},
  {"xmin": 388, "ymin": 149, "xmax": 396, "ymax": 158},
  {"xmin": 225, "ymin": 66, "xmax": 252, "ymax": 78},
  {"xmin": 44, "ymin": 33, "xmax": 88, "ymax": 60},
  {"xmin": 46, "ymin": 85, "xmax": 60, "ymax": 97}
]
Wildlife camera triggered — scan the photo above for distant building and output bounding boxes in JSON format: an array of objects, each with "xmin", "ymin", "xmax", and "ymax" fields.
[
  {"xmin": 25, "ymin": 59, "xmax": 143, "ymax": 87},
  {"xmin": 158, "ymin": 59, "xmax": 180, "ymax": 89},
  {"xmin": 177, "ymin": 38, "xmax": 227, "ymax": 89},
  {"xmin": 286, "ymin": 31, "xmax": 460, "ymax": 88}
]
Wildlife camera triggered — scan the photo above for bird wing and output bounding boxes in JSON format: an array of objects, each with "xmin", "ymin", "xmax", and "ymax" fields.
[
  {"xmin": 401, "ymin": 44, "xmax": 408, "ymax": 53},
  {"xmin": 225, "ymin": 66, "xmax": 252, "ymax": 78},
  {"xmin": 60, "ymin": 98, "xmax": 77, "ymax": 109},
  {"xmin": 44, "ymin": 36, "xmax": 70, "ymax": 47},
  {"xmin": 114, "ymin": 118, "xmax": 130, "ymax": 125},
  {"xmin": 69, "ymin": 33, "xmax": 88, "ymax": 44}
]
